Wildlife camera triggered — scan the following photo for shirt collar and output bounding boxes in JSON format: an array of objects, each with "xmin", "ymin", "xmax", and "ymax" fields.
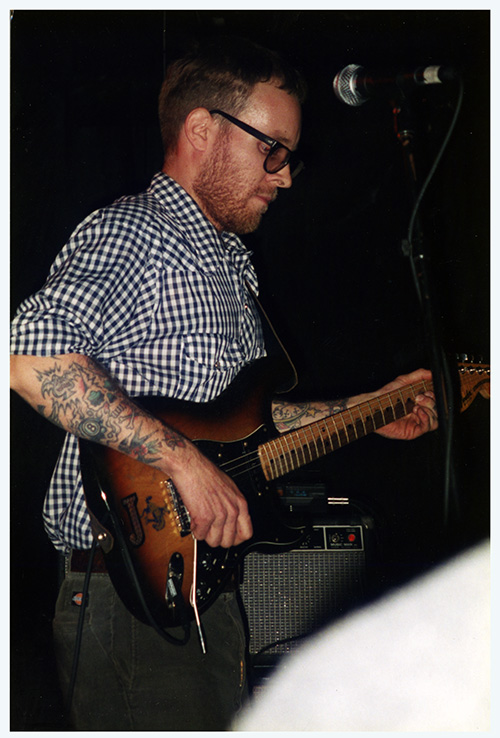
[{"xmin": 148, "ymin": 172, "xmax": 254, "ymax": 275}]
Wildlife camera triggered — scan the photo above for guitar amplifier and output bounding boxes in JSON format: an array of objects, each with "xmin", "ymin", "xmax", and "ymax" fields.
[{"xmin": 239, "ymin": 511, "xmax": 376, "ymax": 659}]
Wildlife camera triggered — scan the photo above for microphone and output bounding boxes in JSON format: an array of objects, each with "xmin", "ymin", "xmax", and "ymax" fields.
[{"xmin": 333, "ymin": 63, "xmax": 457, "ymax": 106}]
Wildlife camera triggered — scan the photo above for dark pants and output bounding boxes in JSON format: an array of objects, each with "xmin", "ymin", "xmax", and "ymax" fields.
[{"xmin": 53, "ymin": 571, "xmax": 247, "ymax": 730}]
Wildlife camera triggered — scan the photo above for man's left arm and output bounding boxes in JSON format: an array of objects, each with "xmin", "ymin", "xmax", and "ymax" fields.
[{"xmin": 271, "ymin": 368, "xmax": 438, "ymax": 440}]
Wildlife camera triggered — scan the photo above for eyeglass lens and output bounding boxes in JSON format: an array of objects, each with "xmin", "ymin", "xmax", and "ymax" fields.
[
  {"xmin": 266, "ymin": 147, "xmax": 289, "ymax": 173},
  {"xmin": 266, "ymin": 148, "xmax": 303, "ymax": 178}
]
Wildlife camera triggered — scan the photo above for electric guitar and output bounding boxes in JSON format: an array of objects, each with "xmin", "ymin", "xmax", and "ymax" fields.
[{"xmin": 80, "ymin": 357, "xmax": 490, "ymax": 629}]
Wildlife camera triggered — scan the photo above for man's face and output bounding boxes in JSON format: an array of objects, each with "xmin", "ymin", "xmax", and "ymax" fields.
[{"xmin": 193, "ymin": 81, "xmax": 301, "ymax": 234}]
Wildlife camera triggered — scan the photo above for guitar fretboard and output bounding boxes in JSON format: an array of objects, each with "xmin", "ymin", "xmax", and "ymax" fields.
[
  {"xmin": 258, "ymin": 361, "xmax": 490, "ymax": 481},
  {"xmin": 258, "ymin": 380, "xmax": 430, "ymax": 481}
]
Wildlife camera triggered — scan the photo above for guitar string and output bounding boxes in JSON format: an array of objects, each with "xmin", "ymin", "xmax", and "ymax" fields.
[
  {"xmin": 182, "ymin": 368, "xmax": 486, "ymax": 499},
  {"xmin": 186, "ymin": 370, "xmax": 488, "ymax": 487},
  {"xmin": 216, "ymin": 381, "xmax": 430, "ymax": 480},
  {"xmin": 220, "ymin": 452, "xmax": 262, "ymax": 478},
  {"xmin": 175, "ymin": 369, "xmax": 484, "ymax": 491},
  {"xmin": 218, "ymin": 411, "xmax": 386, "ymax": 479}
]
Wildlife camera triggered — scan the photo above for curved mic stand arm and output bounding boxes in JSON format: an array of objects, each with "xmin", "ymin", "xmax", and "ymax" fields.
[{"xmin": 393, "ymin": 100, "xmax": 460, "ymax": 528}]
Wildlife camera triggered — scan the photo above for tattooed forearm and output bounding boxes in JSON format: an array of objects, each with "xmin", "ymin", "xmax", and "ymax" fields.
[
  {"xmin": 118, "ymin": 428, "xmax": 163, "ymax": 464},
  {"xmin": 35, "ymin": 359, "xmax": 125, "ymax": 442},
  {"xmin": 272, "ymin": 397, "xmax": 350, "ymax": 432},
  {"xmin": 30, "ymin": 355, "xmax": 186, "ymax": 460},
  {"xmin": 117, "ymin": 424, "xmax": 186, "ymax": 463}
]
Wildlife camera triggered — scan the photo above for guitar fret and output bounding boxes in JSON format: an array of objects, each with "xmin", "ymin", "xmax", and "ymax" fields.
[
  {"xmin": 337, "ymin": 411, "xmax": 350, "ymax": 445},
  {"xmin": 293, "ymin": 431, "xmax": 305, "ymax": 468},
  {"xmin": 346, "ymin": 415, "xmax": 357, "ymax": 442},
  {"xmin": 353, "ymin": 406, "xmax": 367, "ymax": 436},
  {"xmin": 296, "ymin": 427, "xmax": 310, "ymax": 468},
  {"xmin": 373, "ymin": 397, "xmax": 385, "ymax": 429},
  {"xmin": 396, "ymin": 388, "xmax": 411, "ymax": 418},
  {"xmin": 388, "ymin": 392, "xmax": 396, "ymax": 422},
  {"xmin": 328, "ymin": 418, "xmax": 342, "ymax": 450},
  {"xmin": 258, "ymin": 364, "xmax": 489, "ymax": 481},
  {"xmin": 284, "ymin": 435, "xmax": 299, "ymax": 473},
  {"xmin": 345, "ymin": 408, "xmax": 357, "ymax": 440},
  {"xmin": 272, "ymin": 438, "xmax": 283, "ymax": 477},
  {"xmin": 259, "ymin": 443, "xmax": 274, "ymax": 480},
  {"xmin": 383, "ymin": 392, "xmax": 395, "ymax": 424},
  {"xmin": 336, "ymin": 421, "xmax": 348, "ymax": 446},
  {"xmin": 303, "ymin": 424, "xmax": 319, "ymax": 464},
  {"xmin": 308, "ymin": 424, "xmax": 321, "ymax": 458},
  {"xmin": 346, "ymin": 406, "xmax": 368, "ymax": 441},
  {"xmin": 282, "ymin": 433, "xmax": 296, "ymax": 474},
  {"xmin": 318, "ymin": 424, "xmax": 329, "ymax": 453},
  {"xmin": 272, "ymin": 438, "xmax": 285, "ymax": 475},
  {"xmin": 315, "ymin": 421, "xmax": 335, "ymax": 457},
  {"xmin": 275, "ymin": 435, "xmax": 285, "ymax": 475}
]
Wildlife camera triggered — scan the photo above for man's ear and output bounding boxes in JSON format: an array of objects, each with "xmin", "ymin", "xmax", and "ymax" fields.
[{"xmin": 183, "ymin": 108, "xmax": 215, "ymax": 153}]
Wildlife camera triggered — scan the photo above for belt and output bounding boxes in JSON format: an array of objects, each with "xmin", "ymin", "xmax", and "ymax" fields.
[{"xmin": 68, "ymin": 547, "xmax": 108, "ymax": 574}]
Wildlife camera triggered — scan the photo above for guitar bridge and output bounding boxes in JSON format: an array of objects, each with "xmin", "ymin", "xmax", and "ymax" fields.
[{"xmin": 164, "ymin": 479, "xmax": 191, "ymax": 536}]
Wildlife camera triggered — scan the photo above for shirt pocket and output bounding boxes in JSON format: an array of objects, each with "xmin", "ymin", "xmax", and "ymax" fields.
[{"xmin": 182, "ymin": 333, "xmax": 247, "ymax": 372}]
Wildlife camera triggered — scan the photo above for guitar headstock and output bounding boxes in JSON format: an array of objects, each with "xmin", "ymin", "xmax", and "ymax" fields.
[{"xmin": 457, "ymin": 355, "xmax": 490, "ymax": 412}]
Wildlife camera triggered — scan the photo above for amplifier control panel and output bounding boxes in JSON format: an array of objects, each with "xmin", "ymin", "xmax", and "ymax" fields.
[{"xmin": 298, "ymin": 525, "xmax": 364, "ymax": 551}]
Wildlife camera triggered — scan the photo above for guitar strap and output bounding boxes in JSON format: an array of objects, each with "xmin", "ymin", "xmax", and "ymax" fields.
[{"xmin": 245, "ymin": 281, "xmax": 298, "ymax": 395}]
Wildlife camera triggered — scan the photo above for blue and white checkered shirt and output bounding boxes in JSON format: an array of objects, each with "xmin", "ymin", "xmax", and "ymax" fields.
[{"xmin": 11, "ymin": 173, "xmax": 266, "ymax": 552}]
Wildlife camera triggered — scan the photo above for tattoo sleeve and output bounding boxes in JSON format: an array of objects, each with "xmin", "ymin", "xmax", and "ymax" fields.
[
  {"xmin": 32, "ymin": 355, "xmax": 186, "ymax": 464},
  {"xmin": 271, "ymin": 397, "xmax": 350, "ymax": 432}
]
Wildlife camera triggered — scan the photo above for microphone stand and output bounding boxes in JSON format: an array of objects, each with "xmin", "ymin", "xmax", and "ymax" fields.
[{"xmin": 392, "ymin": 100, "xmax": 459, "ymax": 530}]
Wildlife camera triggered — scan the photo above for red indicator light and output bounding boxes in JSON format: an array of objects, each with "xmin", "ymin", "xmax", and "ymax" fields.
[{"xmin": 348, "ymin": 533, "xmax": 356, "ymax": 542}]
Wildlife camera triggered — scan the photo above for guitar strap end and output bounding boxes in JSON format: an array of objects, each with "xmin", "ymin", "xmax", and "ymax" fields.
[{"xmin": 87, "ymin": 508, "xmax": 114, "ymax": 553}]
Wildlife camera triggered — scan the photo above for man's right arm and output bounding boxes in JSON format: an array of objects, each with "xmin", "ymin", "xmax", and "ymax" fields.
[{"xmin": 10, "ymin": 353, "xmax": 252, "ymax": 548}]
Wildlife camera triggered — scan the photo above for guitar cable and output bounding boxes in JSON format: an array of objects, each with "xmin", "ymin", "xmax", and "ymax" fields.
[
  {"xmin": 100, "ymin": 500, "xmax": 192, "ymax": 648},
  {"xmin": 80, "ymin": 441, "xmax": 193, "ymax": 646},
  {"xmin": 190, "ymin": 536, "xmax": 207, "ymax": 654},
  {"xmin": 65, "ymin": 506, "xmax": 193, "ymax": 720},
  {"xmin": 64, "ymin": 534, "xmax": 191, "ymax": 726},
  {"xmin": 65, "ymin": 535, "xmax": 99, "ymax": 719}
]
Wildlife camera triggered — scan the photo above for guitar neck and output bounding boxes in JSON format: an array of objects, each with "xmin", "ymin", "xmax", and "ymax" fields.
[{"xmin": 258, "ymin": 362, "xmax": 490, "ymax": 481}]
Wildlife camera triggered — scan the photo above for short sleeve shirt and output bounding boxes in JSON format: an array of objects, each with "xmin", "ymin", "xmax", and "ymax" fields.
[{"xmin": 10, "ymin": 173, "xmax": 266, "ymax": 551}]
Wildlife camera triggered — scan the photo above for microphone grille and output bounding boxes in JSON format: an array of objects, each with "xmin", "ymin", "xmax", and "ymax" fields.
[{"xmin": 333, "ymin": 64, "xmax": 365, "ymax": 106}]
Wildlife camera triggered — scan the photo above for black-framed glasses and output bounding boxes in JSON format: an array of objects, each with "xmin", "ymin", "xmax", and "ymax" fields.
[{"xmin": 210, "ymin": 109, "xmax": 303, "ymax": 178}]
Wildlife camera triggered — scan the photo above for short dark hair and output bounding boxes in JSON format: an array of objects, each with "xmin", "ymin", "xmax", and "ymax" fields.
[{"xmin": 158, "ymin": 35, "xmax": 307, "ymax": 157}]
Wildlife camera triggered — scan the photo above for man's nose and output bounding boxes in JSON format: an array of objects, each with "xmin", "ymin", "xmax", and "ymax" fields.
[{"xmin": 267, "ymin": 164, "xmax": 293, "ymax": 189}]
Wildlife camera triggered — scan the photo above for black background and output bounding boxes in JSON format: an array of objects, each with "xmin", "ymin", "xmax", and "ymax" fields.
[{"xmin": 11, "ymin": 10, "xmax": 489, "ymax": 730}]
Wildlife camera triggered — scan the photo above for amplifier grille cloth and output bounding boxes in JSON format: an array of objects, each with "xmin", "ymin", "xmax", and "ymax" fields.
[{"xmin": 240, "ymin": 548, "xmax": 366, "ymax": 655}]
